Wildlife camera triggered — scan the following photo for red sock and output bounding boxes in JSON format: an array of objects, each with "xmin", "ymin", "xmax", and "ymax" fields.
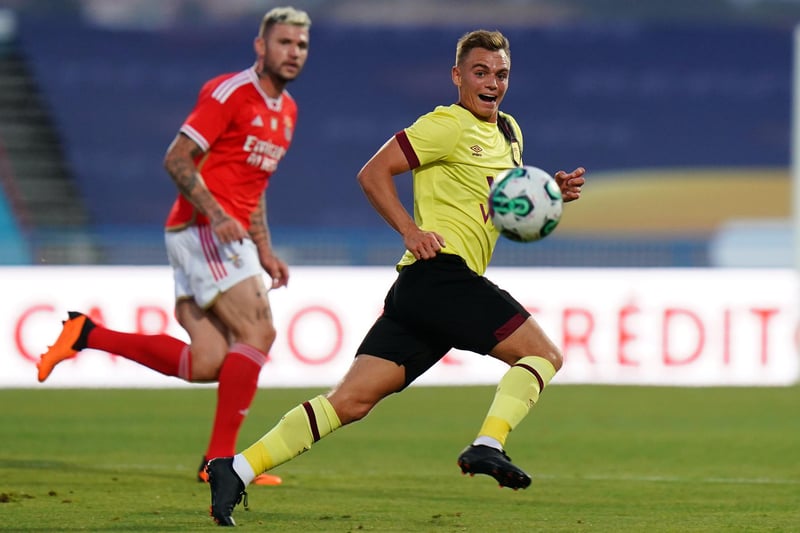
[
  {"xmin": 87, "ymin": 327, "xmax": 192, "ymax": 380},
  {"xmin": 205, "ymin": 343, "xmax": 267, "ymax": 459}
]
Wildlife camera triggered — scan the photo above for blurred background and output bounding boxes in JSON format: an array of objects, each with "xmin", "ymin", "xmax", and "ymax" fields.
[{"xmin": 0, "ymin": 0, "xmax": 794, "ymax": 268}]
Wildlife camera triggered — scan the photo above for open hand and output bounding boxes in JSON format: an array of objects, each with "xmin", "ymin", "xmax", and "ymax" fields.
[{"xmin": 554, "ymin": 167, "xmax": 586, "ymax": 202}]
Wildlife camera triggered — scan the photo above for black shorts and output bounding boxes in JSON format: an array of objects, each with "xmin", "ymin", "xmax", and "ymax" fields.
[{"xmin": 356, "ymin": 253, "xmax": 530, "ymax": 388}]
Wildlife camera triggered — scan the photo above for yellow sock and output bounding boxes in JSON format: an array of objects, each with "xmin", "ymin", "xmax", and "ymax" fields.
[
  {"xmin": 241, "ymin": 395, "xmax": 341, "ymax": 475},
  {"xmin": 477, "ymin": 356, "xmax": 556, "ymax": 447}
]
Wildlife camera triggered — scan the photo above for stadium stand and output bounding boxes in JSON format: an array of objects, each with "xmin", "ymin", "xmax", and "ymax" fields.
[
  {"xmin": 1, "ymin": 5, "xmax": 792, "ymax": 266},
  {"xmin": 0, "ymin": 190, "xmax": 29, "ymax": 264},
  {"xmin": 0, "ymin": 9, "xmax": 98, "ymax": 263}
]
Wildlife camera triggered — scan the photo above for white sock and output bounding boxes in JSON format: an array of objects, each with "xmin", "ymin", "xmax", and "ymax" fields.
[
  {"xmin": 472, "ymin": 435, "xmax": 503, "ymax": 451},
  {"xmin": 232, "ymin": 454, "xmax": 255, "ymax": 486}
]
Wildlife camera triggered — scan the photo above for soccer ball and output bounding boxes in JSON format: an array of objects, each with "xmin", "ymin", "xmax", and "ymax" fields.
[{"xmin": 488, "ymin": 166, "xmax": 563, "ymax": 242}]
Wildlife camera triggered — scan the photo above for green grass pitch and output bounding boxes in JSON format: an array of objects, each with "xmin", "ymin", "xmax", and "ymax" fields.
[{"xmin": 1, "ymin": 385, "xmax": 798, "ymax": 531}]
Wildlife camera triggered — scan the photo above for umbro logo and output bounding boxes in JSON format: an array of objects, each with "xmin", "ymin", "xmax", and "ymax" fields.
[
  {"xmin": 251, "ymin": 115, "xmax": 264, "ymax": 127},
  {"xmin": 470, "ymin": 144, "xmax": 483, "ymax": 157}
]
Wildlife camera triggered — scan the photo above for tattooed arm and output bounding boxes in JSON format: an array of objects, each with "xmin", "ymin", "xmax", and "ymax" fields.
[
  {"xmin": 250, "ymin": 195, "xmax": 289, "ymax": 289},
  {"xmin": 163, "ymin": 133, "xmax": 247, "ymax": 243}
]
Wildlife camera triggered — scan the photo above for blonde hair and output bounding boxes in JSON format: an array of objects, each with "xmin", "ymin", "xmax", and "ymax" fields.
[
  {"xmin": 258, "ymin": 6, "xmax": 311, "ymax": 37},
  {"xmin": 455, "ymin": 30, "xmax": 510, "ymax": 66}
]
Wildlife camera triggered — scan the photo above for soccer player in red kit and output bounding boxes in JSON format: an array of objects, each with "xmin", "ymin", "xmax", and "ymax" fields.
[{"xmin": 36, "ymin": 6, "xmax": 311, "ymax": 486}]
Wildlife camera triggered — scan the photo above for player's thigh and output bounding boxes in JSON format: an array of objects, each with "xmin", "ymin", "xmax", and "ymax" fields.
[
  {"xmin": 175, "ymin": 298, "xmax": 229, "ymax": 378},
  {"xmin": 357, "ymin": 309, "xmax": 451, "ymax": 389},
  {"xmin": 489, "ymin": 316, "xmax": 562, "ymax": 369},
  {"xmin": 211, "ymin": 274, "xmax": 275, "ymax": 350},
  {"xmin": 326, "ymin": 354, "xmax": 406, "ymax": 424}
]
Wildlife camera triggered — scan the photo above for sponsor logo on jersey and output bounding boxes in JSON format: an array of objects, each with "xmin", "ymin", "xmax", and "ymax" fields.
[{"xmin": 243, "ymin": 135, "xmax": 286, "ymax": 172}]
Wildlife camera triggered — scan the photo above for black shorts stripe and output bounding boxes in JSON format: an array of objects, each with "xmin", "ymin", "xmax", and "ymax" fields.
[{"xmin": 495, "ymin": 313, "xmax": 527, "ymax": 342}]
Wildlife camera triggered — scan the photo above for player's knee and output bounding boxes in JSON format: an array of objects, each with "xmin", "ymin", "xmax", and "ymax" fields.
[
  {"xmin": 256, "ymin": 324, "xmax": 277, "ymax": 352},
  {"xmin": 341, "ymin": 402, "xmax": 373, "ymax": 425},
  {"xmin": 543, "ymin": 346, "xmax": 563, "ymax": 372},
  {"xmin": 515, "ymin": 346, "xmax": 562, "ymax": 372},
  {"xmin": 239, "ymin": 322, "xmax": 276, "ymax": 353},
  {"xmin": 329, "ymin": 395, "xmax": 375, "ymax": 425},
  {"xmin": 188, "ymin": 339, "xmax": 229, "ymax": 381},
  {"xmin": 190, "ymin": 355, "xmax": 224, "ymax": 381},
  {"xmin": 265, "ymin": 323, "xmax": 277, "ymax": 346}
]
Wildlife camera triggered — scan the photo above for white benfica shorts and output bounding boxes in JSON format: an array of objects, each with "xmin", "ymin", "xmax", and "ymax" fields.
[{"xmin": 164, "ymin": 225, "xmax": 264, "ymax": 309}]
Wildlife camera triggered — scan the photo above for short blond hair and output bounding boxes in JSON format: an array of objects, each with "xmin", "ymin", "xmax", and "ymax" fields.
[
  {"xmin": 455, "ymin": 30, "xmax": 510, "ymax": 66},
  {"xmin": 258, "ymin": 6, "xmax": 311, "ymax": 37}
]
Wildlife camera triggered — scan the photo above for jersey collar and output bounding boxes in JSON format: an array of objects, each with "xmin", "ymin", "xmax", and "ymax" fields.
[{"xmin": 248, "ymin": 67, "xmax": 283, "ymax": 112}]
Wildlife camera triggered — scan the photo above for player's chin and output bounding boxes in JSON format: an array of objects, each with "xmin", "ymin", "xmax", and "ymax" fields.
[
  {"xmin": 280, "ymin": 66, "xmax": 302, "ymax": 79},
  {"xmin": 475, "ymin": 104, "xmax": 497, "ymax": 120}
]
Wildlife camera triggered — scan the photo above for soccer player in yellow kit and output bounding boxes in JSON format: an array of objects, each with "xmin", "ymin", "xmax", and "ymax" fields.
[{"xmin": 206, "ymin": 29, "xmax": 586, "ymax": 526}]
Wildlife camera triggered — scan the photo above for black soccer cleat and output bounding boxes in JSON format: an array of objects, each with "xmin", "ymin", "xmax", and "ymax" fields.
[
  {"xmin": 457, "ymin": 444, "xmax": 532, "ymax": 490},
  {"xmin": 207, "ymin": 457, "xmax": 248, "ymax": 526}
]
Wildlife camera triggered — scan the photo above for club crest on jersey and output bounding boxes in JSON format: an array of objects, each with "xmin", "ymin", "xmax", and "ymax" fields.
[{"xmin": 228, "ymin": 252, "xmax": 244, "ymax": 269}]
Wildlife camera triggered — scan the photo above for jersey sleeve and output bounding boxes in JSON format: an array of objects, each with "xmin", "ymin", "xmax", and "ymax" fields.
[
  {"xmin": 400, "ymin": 107, "xmax": 461, "ymax": 168},
  {"xmin": 179, "ymin": 80, "xmax": 236, "ymax": 152}
]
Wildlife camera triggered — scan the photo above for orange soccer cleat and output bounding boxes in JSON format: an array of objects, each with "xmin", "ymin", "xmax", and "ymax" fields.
[
  {"xmin": 199, "ymin": 456, "xmax": 282, "ymax": 486},
  {"xmin": 37, "ymin": 311, "xmax": 96, "ymax": 382},
  {"xmin": 251, "ymin": 473, "xmax": 283, "ymax": 486}
]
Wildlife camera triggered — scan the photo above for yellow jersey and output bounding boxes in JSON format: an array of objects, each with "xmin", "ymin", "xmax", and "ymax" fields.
[{"xmin": 395, "ymin": 104, "xmax": 523, "ymax": 275}]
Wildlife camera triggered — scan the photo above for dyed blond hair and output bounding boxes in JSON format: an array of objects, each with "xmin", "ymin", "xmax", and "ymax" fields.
[{"xmin": 259, "ymin": 6, "xmax": 311, "ymax": 37}]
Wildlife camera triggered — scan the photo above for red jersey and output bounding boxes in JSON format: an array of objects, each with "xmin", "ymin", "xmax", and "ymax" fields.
[{"xmin": 165, "ymin": 67, "xmax": 297, "ymax": 230}]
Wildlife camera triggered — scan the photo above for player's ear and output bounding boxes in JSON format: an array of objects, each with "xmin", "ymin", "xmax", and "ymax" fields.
[
  {"xmin": 451, "ymin": 65, "xmax": 461, "ymax": 87},
  {"xmin": 254, "ymin": 36, "xmax": 266, "ymax": 56}
]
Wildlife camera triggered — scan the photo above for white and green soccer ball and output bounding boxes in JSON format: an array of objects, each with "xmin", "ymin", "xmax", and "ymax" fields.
[{"xmin": 488, "ymin": 166, "xmax": 563, "ymax": 242}]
